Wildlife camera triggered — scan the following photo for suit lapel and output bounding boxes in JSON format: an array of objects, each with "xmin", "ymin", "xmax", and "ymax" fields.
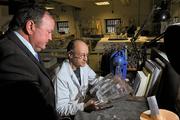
[{"xmin": 7, "ymin": 32, "xmax": 51, "ymax": 80}]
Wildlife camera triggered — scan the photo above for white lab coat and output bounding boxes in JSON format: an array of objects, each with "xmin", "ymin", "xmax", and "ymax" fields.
[{"xmin": 54, "ymin": 59, "xmax": 98, "ymax": 116}]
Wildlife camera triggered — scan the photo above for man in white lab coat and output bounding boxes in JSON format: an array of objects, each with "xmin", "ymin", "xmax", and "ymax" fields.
[{"xmin": 54, "ymin": 39, "xmax": 100, "ymax": 118}]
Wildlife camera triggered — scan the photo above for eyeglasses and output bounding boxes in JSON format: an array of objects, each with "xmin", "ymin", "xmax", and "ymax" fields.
[
  {"xmin": 73, "ymin": 53, "xmax": 89, "ymax": 59},
  {"xmin": 69, "ymin": 50, "xmax": 89, "ymax": 59}
]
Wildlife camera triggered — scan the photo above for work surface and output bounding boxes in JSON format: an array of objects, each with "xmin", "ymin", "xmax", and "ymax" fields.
[{"xmin": 74, "ymin": 96, "xmax": 148, "ymax": 120}]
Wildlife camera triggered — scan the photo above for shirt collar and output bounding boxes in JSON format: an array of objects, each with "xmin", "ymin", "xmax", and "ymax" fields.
[{"xmin": 13, "ymin": 31, "xmax": 38, "ymax": 57}]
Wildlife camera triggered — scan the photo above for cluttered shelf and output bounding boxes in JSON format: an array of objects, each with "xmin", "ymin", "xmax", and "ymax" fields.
[{"xmin": 94, "ymin": 36, "xmax": 157, "ymax": 52}]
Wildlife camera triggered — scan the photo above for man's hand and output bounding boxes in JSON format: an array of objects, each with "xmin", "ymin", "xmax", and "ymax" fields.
[{"xmin": 84, "ymin": 99, "xmax": 99, "ymax": 112}]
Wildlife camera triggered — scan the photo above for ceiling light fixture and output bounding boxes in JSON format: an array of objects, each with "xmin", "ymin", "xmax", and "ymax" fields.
[
  {"xmin": 95, "ymin": 1, "xmax": 110, "ymax": 6},
  {"xmin": 45, "ymin": 6, "xmax": 55, "ymax": 10}
]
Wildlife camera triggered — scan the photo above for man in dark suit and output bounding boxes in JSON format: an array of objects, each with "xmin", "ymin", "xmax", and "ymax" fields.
[{"xmin": 0, "ymin": 4, "xmax": 59, "ymax": 120}]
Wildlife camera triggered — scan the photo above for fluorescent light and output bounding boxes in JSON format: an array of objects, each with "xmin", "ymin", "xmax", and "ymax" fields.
[
  {"xmin": 45, "ymin": 6, "xmax": 55, "ymax": 10},
  {"xmin": 95, "ymin": 1, "xmax": 110, "ymax": 6}
]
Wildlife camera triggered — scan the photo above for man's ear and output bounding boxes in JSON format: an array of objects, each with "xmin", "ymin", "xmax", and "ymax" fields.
[
  {"xmin": 68, "ymin": 51, "xmax": 73, "ymax": 59},
  {"xmin": 25, "ymin": 20, "xmax": 35, "ymax": 35}
]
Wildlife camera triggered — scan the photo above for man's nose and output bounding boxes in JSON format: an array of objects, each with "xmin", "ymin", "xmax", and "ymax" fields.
[
  {"xmin": 83, "ymin": 56, "xmax": 88, "ymax": 61},
  {"xmin": 49, "ymin": 34, "xmax": 52, "ymax": 41}
]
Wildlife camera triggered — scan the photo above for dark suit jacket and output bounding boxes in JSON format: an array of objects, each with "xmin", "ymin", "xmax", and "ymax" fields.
[{"xmin": 0, "ymin": 32, "xmax": 58, "ymax": 120}]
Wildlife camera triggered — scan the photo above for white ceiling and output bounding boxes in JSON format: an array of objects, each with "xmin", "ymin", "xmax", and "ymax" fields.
[
  {"xmin": 0, "ymin": 0, "xmax": 132, "ymax": 9},
  {"xmin": 53, "ymin": 0, "xmax": 131, "ymax": 8}
]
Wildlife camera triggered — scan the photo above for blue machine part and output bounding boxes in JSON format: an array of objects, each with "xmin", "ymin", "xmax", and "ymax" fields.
[{"xmin": 110, "ymin": 49, "xmax": 127, "ymax": 80}]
